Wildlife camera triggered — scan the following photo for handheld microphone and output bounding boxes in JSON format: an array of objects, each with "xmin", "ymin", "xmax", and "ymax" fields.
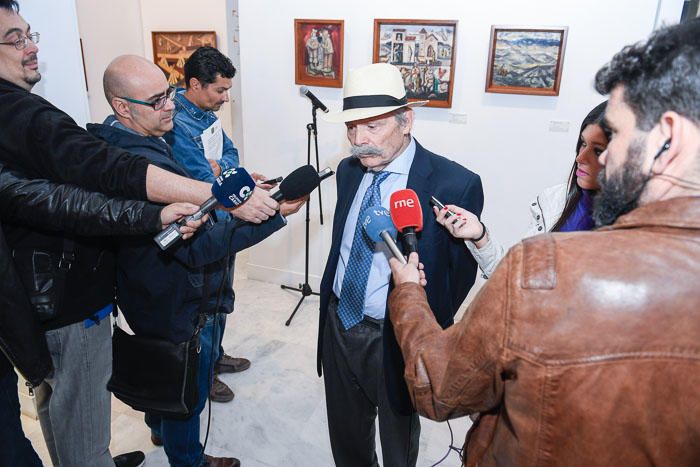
[
  {"xmin": 299, "ymin": 86, "xmax": 329, "ymax": 113},
  {"xmin": 389, "ymin": 189, "xmax": 423, "ymax": 254},
  {"xmin": 154, "ymin": 167, "xmax": 255, "ymax": 250},
  {"xmin": 362, "ymin": 206, "xmax": 407, "ymax": 265},
  {"xmin": 271, "ymin": 165, "xmax": 335, "ymax": 202}
]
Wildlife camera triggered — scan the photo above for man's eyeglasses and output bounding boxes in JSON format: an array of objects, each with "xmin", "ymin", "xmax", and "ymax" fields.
[
  {"xmin": 0, "ymin": 32, "xmax": 40, "ymax": 50},
  {"xmin": 119, "ymin": 86, "xmax": 176, "ymax": 111}
]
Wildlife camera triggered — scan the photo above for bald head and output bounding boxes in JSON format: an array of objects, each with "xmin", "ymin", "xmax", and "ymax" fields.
[{"xmin": 104, "ymin": 55, "xmax": 167, "ymax": 110}]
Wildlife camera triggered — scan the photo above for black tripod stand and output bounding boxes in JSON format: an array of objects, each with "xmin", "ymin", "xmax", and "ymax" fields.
[{"xmin": 281, "ymin": 104, "xmax": 324, "ymax": 326}]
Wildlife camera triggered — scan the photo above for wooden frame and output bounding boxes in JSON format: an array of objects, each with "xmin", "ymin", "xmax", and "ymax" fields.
[
  {"xmin": 294, "ymin": 19, "xmax": 344, "ymax": 88},
  {"xmin": 151, "ymin": 31, "xmax": 217, "ymax": 87},
  {"xmin": 372, "ymin": 19, "xmax": 458, "ymax": 108},
  {"xmin": 485, "ymin": 26, "xmax": 568, "ymax": 96}
]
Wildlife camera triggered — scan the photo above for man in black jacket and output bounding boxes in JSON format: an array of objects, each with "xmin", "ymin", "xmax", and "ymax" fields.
[
  {"xmin": 0, "ymin": 164, "xmax": 203, "ymax": 466},
  {"xmin": 0, "ymin": 1, "xmax": 277, "ymax": 466}
]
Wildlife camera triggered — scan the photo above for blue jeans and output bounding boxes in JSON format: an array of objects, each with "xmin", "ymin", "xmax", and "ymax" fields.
[
  {"xmin": 0, "ymin": 370, "xmax": 43, "ymax": 467},
  {"xmin": 146, "ymin": 314, "xmax": 221, "ymax": 467}
]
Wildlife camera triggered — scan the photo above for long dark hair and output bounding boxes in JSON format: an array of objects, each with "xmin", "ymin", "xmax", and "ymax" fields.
[{"xmin": 551, "ymin": 101, "xmax": 610, "ymax": 232}]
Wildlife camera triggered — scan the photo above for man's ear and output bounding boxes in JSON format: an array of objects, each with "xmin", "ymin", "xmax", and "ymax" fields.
[
  {"xmin": 188, "ymin": 77, "xmax": 201, "ymax": 91},
  {"xmin": 653, "ymin": 111, "xmax": 683, "ymax": 171},
  {"xmin": 401, "ymin": 108, "xmax": 415, "ymax": 135},
  {"xmin": 111, "ymin": 97, "xmax": 131, "ymax": 120}
]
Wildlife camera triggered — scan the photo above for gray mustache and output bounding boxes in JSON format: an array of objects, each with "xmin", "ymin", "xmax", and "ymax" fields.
[{"xmin": 350, "ymin": 145, "xmax": 383, "ymax": 158}]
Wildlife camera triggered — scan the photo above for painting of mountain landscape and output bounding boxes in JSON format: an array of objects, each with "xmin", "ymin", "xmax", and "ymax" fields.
[{"xmin": 486, "ymin": 27, "xmax": 568, "ymax": 96}]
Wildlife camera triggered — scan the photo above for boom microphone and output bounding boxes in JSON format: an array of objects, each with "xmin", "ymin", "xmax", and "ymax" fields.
[
  {"xmin": 361, "ymin": 206, "xmax": 406, "ymax": 264},
  {"xmin": 271, "ymin": 165, "xmax": 335, "ymax": 202},
  {"xmin": 389, "ymin": 189, "xmax": 423, "ymax": 254},
  {"xmin": 299, "ymin": 86, "xmax": 329, "ymax": 113},
  {"xmin": 154, "ymin": 167, "xmax": 256, "ymax": 250}
]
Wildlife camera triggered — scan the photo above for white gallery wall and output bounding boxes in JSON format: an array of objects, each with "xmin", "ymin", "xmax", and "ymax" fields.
[
  {"xmin": 238, "ymin": 0, "xmax": 683, "ymax": 290},
  {"xmin": 20, "ymin": 0, "xmax": 90, "ymax": 126}
]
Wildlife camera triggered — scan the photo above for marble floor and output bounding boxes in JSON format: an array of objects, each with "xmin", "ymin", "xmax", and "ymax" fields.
[{"xmin": 21, "ymin": 273, "xmax": 472, "ymax": 467}]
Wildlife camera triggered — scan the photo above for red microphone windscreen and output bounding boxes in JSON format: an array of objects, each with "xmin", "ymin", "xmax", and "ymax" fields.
[{"xmin": 390, "ymin": 189, "xmax": 423, "ymax": 233}]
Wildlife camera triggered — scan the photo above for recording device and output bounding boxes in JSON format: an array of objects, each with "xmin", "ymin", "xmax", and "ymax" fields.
[
  {"xmin": 154, "ymin": 167, "xmax": 255, "ymax": 250},
  {"xmin": 271, "ymin": 165, "xmax": 335, "ymax": 202},
  {"xmin": 390, "ymin": 189, "xmax": 424, "ymax": 254},
  {"xmin": 429, "ymin": 195, "xmax": 454, "ymax": 219},
  {"xmin": 260, "ymin": 176, "xmax": 283, "ymax": 185},
  {"xmin": 299, "ymin": 86, "xmax": 329, "ymax": 113},
  {"xmin": 361, "ymin": 206, "xmax": 407, "ymax": 265}
]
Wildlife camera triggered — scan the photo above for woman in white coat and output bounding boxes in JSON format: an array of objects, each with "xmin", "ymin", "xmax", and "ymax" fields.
[{"xmin": 437, "ymin": 102, "xmax": 610, "ymax": 278}]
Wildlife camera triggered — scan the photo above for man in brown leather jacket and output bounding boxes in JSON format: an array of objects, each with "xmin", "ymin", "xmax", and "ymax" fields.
[{"xmin": 388, "ymin": 19, "xmax": 700, "ymax": 467}]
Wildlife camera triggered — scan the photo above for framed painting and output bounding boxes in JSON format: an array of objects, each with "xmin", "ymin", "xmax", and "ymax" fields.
[
  {"xmin": 485, "ymin": 26, "xmax": 568, "ymax": 96},
  {"xmin": 373, "ymin": 19, "xmax": 458, "ymax": 108},
  {"xmin": 294, "ymin": 19, "xmax": 344, "ymax": 88},
  {"xmin": 152, "ymin": 31, "xmax": 217, "ymax": 87}
]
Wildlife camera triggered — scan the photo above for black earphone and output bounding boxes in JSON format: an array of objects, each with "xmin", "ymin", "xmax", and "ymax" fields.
[{"xmin": 653, "ymin": 138, "xmax": 672, "ymax": 160}]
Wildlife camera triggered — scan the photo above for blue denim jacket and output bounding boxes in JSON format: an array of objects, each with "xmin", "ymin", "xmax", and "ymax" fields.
[{"xmin": 168, "ymin": 88, "xmax": 239, "ymax": 184}]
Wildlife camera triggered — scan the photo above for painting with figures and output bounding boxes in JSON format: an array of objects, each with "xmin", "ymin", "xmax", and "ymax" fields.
[
  {"xmin": 485, "ymin": 26, "xmax": 568, "ymax": 96},
  {"xmin": 373, "ymin": 19, "xmax": 458, "ymax": 108},
  {"xmin": 294, "ymin": 19, "xmax": 344, "ymax": 88}
]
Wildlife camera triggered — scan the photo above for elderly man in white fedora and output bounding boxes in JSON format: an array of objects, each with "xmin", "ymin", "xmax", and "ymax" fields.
[{"xmin": 317, "ymin": 62, "xmax": 484, "ymax": 466}]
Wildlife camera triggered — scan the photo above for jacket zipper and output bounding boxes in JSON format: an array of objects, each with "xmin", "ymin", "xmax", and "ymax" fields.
[{"xmin": 0, "ymin": 336, "xmax": 36, "ymax": 392}]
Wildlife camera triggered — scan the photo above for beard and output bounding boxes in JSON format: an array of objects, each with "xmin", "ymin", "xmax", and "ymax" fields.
[
  {"xmin": 350, "ymin": 144, "xmax": 383, "ymax": 159},
  {"xmin": 592, "ymin": 135, "xmax": 650, "ymax": 227}
]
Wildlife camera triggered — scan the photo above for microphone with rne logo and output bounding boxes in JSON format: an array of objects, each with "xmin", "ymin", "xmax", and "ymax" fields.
[
  {"xmin": 154, "ymin": 167, "xmax": 256, "ymax": 250},
  {"xmin": 389, "ymin": 189, "xmax": 423, "ymax": 254},
  {"xmin": 362, "ymin": 206, "xmax": 407, "ymax": 264}
]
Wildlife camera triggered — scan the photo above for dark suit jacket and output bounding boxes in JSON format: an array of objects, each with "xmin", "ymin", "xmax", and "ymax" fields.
[{"xmin": 318, "ymin": 139, "xmax": 484, "ymax": 414}]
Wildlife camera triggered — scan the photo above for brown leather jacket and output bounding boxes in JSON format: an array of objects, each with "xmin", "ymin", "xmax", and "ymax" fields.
[{"xmin": 388, "ymin": 197, "xmax": 700, "ymax": 466}]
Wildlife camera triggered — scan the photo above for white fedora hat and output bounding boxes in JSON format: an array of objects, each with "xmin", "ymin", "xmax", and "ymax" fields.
[{"xmin": 323, "ymin": 63, "xmax": 428, "ymax": 123}]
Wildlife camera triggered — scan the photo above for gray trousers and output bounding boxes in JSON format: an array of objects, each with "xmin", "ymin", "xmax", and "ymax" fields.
[
  {"xmin": 34, "ymin": 319, "xmax": 114, "ymax": 467},
  {"xmin": 322, "ymin": 296, "xmax": 420, "ymax": 467}
]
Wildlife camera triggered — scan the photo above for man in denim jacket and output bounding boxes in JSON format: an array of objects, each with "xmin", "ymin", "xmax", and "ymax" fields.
[{"xmin": 167, "ymin": 46, "xmax": 249, "ymax": 403}]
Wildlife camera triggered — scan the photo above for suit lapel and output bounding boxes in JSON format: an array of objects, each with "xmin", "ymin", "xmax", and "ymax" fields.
[{"xmin": 406, "ymin": 140, "xmax": 434, "ymax": 237}]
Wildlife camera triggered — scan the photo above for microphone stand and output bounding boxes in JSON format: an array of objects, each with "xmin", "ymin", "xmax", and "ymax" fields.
[{"xmin": 280, "ymin": 103, "xmax": 324, "ymax": 326}]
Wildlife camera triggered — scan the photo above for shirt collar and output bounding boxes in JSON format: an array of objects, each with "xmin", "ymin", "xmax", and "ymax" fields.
[
  {"xmin": 378, "ymin": 137, "xmax": 415, "ymax": 175},
  {"xmin": 174, "ymin": 88, "xmax": 208, "ymax": 120}
]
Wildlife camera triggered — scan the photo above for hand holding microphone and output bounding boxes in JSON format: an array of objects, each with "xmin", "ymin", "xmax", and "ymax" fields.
[
  {"xmin": 389, "ymin": 252, "xmax": 426, "ymax": 287},
  {"xmin": 155, "ymin": 167, "xmax": 257, "ymax": 249}
]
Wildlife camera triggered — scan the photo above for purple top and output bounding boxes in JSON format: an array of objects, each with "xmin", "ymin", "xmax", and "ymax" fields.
[{"xmin": 559, "ymin": 189, "xmax": 595, "ymax": 232}]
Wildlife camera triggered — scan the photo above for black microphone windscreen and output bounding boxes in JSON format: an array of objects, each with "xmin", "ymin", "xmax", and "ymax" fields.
[{"xmin": 278, "ymin": 165, "xmax": 320, "ymax": 200}]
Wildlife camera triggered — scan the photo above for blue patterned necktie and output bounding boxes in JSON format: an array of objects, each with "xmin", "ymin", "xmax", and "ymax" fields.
[{"xmin": 337, "ymin": 171, "xmax": 391, "ymax": 330}]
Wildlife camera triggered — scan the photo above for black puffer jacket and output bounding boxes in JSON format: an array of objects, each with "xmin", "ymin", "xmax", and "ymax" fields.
[{"xmin": 0, "ymin": 164, "xmax": 164, "ymax": 385}]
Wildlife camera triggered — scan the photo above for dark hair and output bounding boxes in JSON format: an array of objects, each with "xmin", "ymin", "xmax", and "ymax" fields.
[
  {"xmin": 0, "ymin": 0, "xmax": 19, "ymax": 12},
  {"xmin": 594, "ymin": 18, "xmax": 700, "ymax": 130},
  {"xmin": 551, "ymin": 101, "xmax": 610, "ymax": 232},
  {"xmin": 183, "ymin": 46, "xmax": 236, "ymax": 88}
]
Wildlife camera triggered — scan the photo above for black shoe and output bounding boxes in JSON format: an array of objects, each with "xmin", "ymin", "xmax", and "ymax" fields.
[{"xmin": 113, "ymin": 451, "xmax": 145, "ymax": 467}]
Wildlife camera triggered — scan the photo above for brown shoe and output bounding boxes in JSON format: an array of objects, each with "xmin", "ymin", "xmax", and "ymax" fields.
[
  {"xmin": 209, "ymin": 375, "xmax": 235, "ymax": 402},
  {"xmin": 150, "ymin": 433, "xmax": 163, "ymax": 446},
  {"xmin": 215, "ymin": 354, "xmax": 251, "ymax": 374},
  {"xmin": 203, "ymin": 454, "xmax": 240, "ymax": 467}
]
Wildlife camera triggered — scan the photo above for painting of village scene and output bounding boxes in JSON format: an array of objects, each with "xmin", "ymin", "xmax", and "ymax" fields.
[
  {"xmin": 373, "ymin": 19, "xmax": 457, "ymax": 108},
  {"xmin": 152, "ymin": 31, "xmax": 217, "ymax": 88},
  {"xmin": 485, "ymin": 27, "xmax": 568, "ymax": 96},
  {"xmin": 294, "ymin": 19, "xmax": 344, "ymax": 88}
]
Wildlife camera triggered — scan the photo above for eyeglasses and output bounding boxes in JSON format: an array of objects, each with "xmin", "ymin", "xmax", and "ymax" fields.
[
  {"xmin": 119, "ymin": 86, "xmax": 176, "ymax": 111},
  {"xmin": 0, "ymin": 32, "xmax": 40, "ymax": 50}
]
